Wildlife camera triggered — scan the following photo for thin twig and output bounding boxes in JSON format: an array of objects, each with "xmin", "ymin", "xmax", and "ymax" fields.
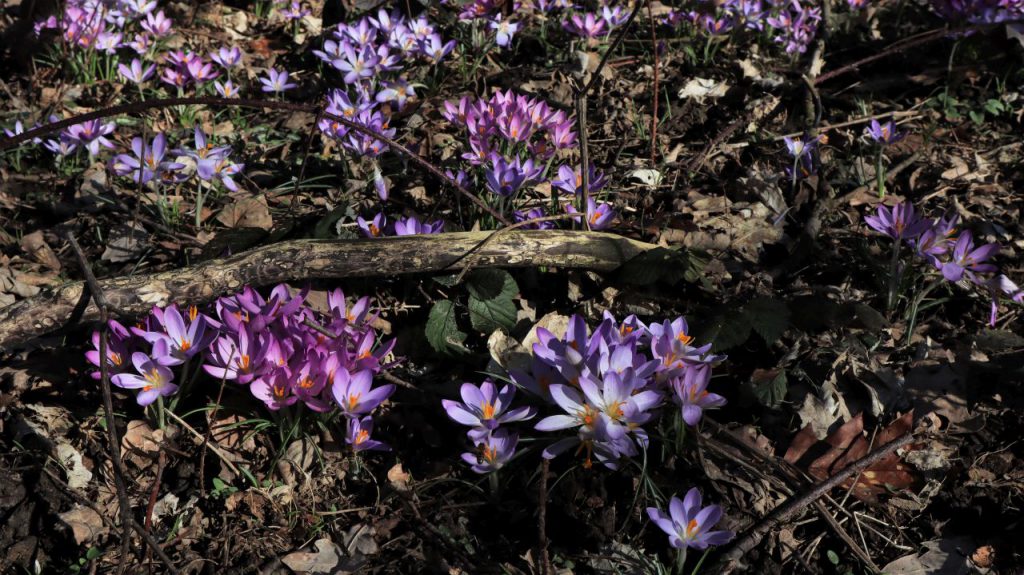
[
  {"xmin": 814, "ymin": 26, "xmax": 979, "ymax": 85},
  {"xmin": 451, "ymin": 213, "xmax": 578, "ymax": 284},
  {"xmin": 143, "ymin": 449, "xmax": 168, "ymax": 571},
  {"xmin": 538, "ymin": 459, "xmax": 552, "ymax": 575},
  {"xmin": 715, "ymin": 432, "xmax": 914, "ymax": 573},
  {"xmin": 65, "ymin": 232, "xmax": 134, "ymax": 575},
  {"xmin": 163, "ymin": 409, "xmax": 243, "ymax": 478}
]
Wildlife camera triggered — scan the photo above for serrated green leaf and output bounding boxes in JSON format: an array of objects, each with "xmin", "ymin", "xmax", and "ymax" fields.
[
  {"xmin": 617, "ymin": 247, "xmax": 705, "ymax": 286},
  {"xmin": 745, "ymin": 296, "xmax": 790, "ymax": 345},
  {"xmin": 426, "ymin": 299, "xmax": 470, "ymax": 355},
  {"xmin": 466, "ymin": 269, "xmax": 516, "ymax": 300},
  {"xmin": 469, "ymin": 293, "xmax": 517, "ymax": 332},
  {"xmin": 466, "ymin": 270, "xmax": 518, "ymax": 332},
  {"xmin": 752, "ymin": 370, "xmax": 787, "ymax": 408},
  {"xmin": 698, "ymin": 309, "xmax": 752, "ymax": 352}
]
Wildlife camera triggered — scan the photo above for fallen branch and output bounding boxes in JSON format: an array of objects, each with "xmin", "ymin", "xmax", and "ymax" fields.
[{"xmin": 0, "ymin": 230, "xmax": 655, "ymax": 349}]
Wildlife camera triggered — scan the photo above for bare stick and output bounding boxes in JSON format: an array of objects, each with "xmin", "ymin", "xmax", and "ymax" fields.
[
  {"xmin": 538, "ymin": 459, "xmax": 552, "ymax": 575},
  {"xmin": 163, "ymin": 409, "xmax": 242, "ymax": 477},
  {"xmin": 714, "ymin": 432, "xmax": 914, "ymax": 573},
  {"xmin": 2, "ymin": 230, "xmax": 655, "ymax": 349},
  {"xmin": 65, "ymin": 232, "xmax": 134, "ymax": 575}
]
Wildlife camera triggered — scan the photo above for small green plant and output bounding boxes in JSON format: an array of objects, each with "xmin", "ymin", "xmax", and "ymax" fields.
[{"xmin": 67, "ymin": 547, "xmax": 102, "ymax": 574}]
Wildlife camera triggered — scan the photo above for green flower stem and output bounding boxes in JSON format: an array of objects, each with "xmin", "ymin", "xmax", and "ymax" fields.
[
  {"xmin": 886, "ymin": 238, "xmax": 902, "ymax": 313},
  {"xmin": 876, "ymin": 147, "xmax": 886, "ymax": 198},
  {"xmin": 674, "ymin": 546, "xmax": 688, "ymax": 575},
  {"xmin": 906, "ymin": 277, "xmax": 944, "ymax": 345}
]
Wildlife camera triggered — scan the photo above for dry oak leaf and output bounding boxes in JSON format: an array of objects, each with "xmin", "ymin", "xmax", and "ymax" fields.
[{"xmin": 784, "ymin": 411, "xmax": 918, "ymax": 502}]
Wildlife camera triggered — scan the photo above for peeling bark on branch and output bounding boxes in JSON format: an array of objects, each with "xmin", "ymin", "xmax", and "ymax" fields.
[{"xmin": 0, "ymin": 230, "xmax": 655, "ymax": 349}]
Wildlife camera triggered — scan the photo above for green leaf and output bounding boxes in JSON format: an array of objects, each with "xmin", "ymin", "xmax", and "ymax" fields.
[
  {"xmin": 426, "ymin": 299, "xmax": 470, "ymax": 355},
  {"xmin": 984, "ymin": 99, "xmax": 1005, "ymax": 114},
  {"xmin": 85, "ymin": 547, "xmax": 101, "ymax": 561},
  {"xmin": 969, "ymin": 110, "xmax": 985, "ymax": 125},
  {"xmin": 745, "ymin": 296, "xmax": 790, "ymax": 345},
  {"xmin": 467, "ymin": 270, "xmax": 518, "ymax": 333},
  {"xmin": 751, "ymin": 369, "xmax": 787, "ymax": 408},
  {"xmin": 616, "ymin": 247, "xmax": 705, "ymax": 286},
  {"xmin": 469, "ymin": 293, "xmax": 517, "ymax": 332},
  {"xmin": 465, "ymin": 269, "xmax": 515, "ymax": 300},
  {"xmin": 699, "ymin": 309, "xmax": 752, "ymax": 352},
  {"xmin": 827, "ymin": 550, "xmax": 840, "ymax": 565}
]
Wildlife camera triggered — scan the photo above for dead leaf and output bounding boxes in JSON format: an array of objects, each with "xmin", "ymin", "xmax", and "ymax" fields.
[
  {"xmin": 58, "ymin": 506, "xmax": 108, "ymax": 545},
  {"xmin": 56, "ymin": 442, "xmax": 92, "ymax": 490},
  {"xmin": 387, "ymin": 463, "xmax": 411, "ymax": 492},
  {"xmin": 677, "ymin": 78, "xmax": 730, "ymax": 102},
  {"xmin": 785, "ymin": 412, "xmax": 918, "ymax": 502},
  {"xmin": 101, "ymin": 223, "xmax": 148, "ymax": 263},
  {"xmin": 20, "ymin": 231, "xmax": 61, "ymax": 271},
  {"xmin": 216, "ymin": 195, "xmax": 274, "ymax": 230},
  {"xmin": 281, "ymin": 538, "xmax": 360, "ymax": 574},
  {"xmin": 881, "ymin": 537, "xmax": 974, "ymax": 575}
]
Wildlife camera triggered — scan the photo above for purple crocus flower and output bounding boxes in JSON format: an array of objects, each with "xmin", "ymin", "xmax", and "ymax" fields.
[
  {"xmin": 347, "ymin": 416, "xmax": 390, "ymax": 452},
  {"xmin": 118, "ymin": 58, "xmax": 156, "ymax": 84},
  {"xmin": 485, "ymin": 155, "xmax": 537, "ymax": 196},
  {"xmin": 259, "ymin": 68, "xmax": 297, "ymax": 93},
  {"xmin": 65, "ymin": 120, "xmax": 116, "ymax": 156},
  {"xmin": 210, "ymin": 46, "xmax": 243, "ymax": 69},
  {"xmin": 393, "ymin": 215, "xmax": 444, "ymax": 236},
  {"xmin": 940, "ymin": 230, "xmax": 999, "ymax": 283},
  {"xmin": 85, "ymin": 320, "xmax": 136, "ymax": 380},
  {"xmin": 110, "ymin": 133, "xmax": 184, "ymax": 185},
  {"xmin": 420, "ymin": 33, "xmax": 456, "ymax": 63},
  {"xmin": 513, "ymin": 207, "xmax": 556, "ymax": 230},
  {"xmin": 566, "ymin": 198, "xmax": 616, "ymax": 230},
  {"xmin": 490, "ymin": 16, "xmax": 520, "ymax": 47},
  {"xmin": 646, "ymin": 488, "xmax": 734, "ymax": 550},
  {"xmin": 337, "ymin": 44, "xmax": 379, "ymax": 84},
  {"xmin": 214, "ymin": 80, "xmax": 239, "ymax": 98},
  {"xmin": 357, "ymin": 213, "xmax": 387, "ymax": 238},
  {"xmin": 111, "ymin": 352, "xmax": 179, "ymax": 406},
  {"xmin": 865, "ymin": 119, "xmax": 905, "ymax": 145},
  {"xmin": 864, "ymin": 202, "xmax": 932, "ymax": 241},
  {"xmin": 136, "ymin": 304, "xmax": 216, "ymax": 364},
  {"xmin": 331, "ymin": 369, "xmax": 395, "ymax": 417},
  {"xmin": 551, "ymin": 163, "xmax": 608, "ymax": 196},
  {"xmin": 672, "ymin": 366, "xmax": 726, "ymax": 426},
  {"xmin": 461, "ymin": 429, "xmax": 518, "ymax": 474},
  {"xmin": 563, "ymin": 12, "xmax": 609, "ymax": 37},
  {"xmin": 442, "ymin": 381, "xmax": 536, "ymax": 441},
  {"xmin": 142, "ymin": 10, "xmax": 173, "ymax": 36},
  {"xmin": 203, "ymin": 326, "xmax": 264, "ymax": 384},
  {"xmin": 251, "ymin": 369, "xmax": 298, "ymax": 411}
]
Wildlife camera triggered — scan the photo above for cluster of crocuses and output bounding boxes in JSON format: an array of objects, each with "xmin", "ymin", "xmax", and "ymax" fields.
[
  {"xmin": 314, "ymin": 9, "xmax": 453, "ymax": 203},
  {"xmin": 356, "ymin": 213, "xmax": 445, "ymax": 238},
  {"xmin": 865, "ymin": 201, "xmax": 1023, "ymax": 325},
  {"xmin": 662, "ymin": 0, "xmax": 823, "ymax": 54},
  {"xmin": 442, "ymin": 88, "xmax": 616, "ymax": 229},
  {"xmin": 450, "ymin": 0, "xmax": 629, "ymax": 47},
  {"xmin": 34, "ymin": 0, "xmax": 170, "ymax": 55},
  {"xmin": 5, "ymin": 116, "xmax": 118, "ymax": 159},
  {"xmin": 931, "ymin": 0, "xmax": 1024, "ymax": 23},
  {"xmin": 109, "ymin": 126, "xmax": 244, "ymax": 191},
  {"xmin": 444, "ymin": 312, "xmax": 727, "ymax": 473},
  {"xmin": 86, "ymin": 284, "xmax": 397, "ymax": 453}
]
